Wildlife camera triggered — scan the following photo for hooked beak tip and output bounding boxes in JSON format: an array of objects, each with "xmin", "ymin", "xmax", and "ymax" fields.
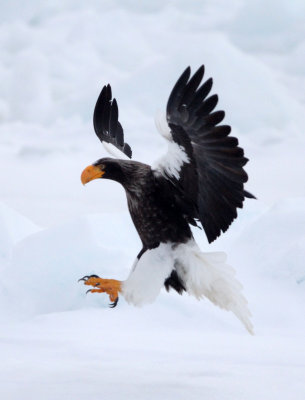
[{"xmin": 81, "ymin": 165, "xmax": 104, "ymax": 185}]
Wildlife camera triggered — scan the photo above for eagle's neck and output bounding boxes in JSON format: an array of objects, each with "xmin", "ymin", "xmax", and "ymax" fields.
[{"xmin": 116, "ymin": 161, "xmax": 152, "ymax": 195}]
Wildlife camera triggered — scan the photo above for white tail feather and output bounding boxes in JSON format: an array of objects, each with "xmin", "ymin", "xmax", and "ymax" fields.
[
  {"xmin": 174, "ymin": 242, "xmax": 254, "ymax": 335},
  {"xmin": 121, "ymin": 240, "xmax": 254, "ymax": 334}
]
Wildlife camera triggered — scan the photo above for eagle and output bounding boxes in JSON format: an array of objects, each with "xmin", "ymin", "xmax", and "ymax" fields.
[{"xmin": 79, "ymin": 65, "xmax": 255, "ymax": 334}]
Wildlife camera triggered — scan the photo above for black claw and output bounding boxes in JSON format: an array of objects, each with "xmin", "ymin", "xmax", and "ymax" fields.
[
  {"xmin": 109, "ymin": 297, "xmax": 119, "ymax": 308},
  {"xmin": 78, "ymin": 274, "xmax": 100, "ymax": 283},
  {"xmin": 86, "ymin": 289, "xmax": 92, "ymax": 294},
  {"xmin": 78, "ymin": 275, "xmax": 89, "ymax": 282}
]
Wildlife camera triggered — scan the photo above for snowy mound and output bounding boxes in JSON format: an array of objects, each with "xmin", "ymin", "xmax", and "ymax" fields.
[
  {"xmin": 0, "ymin": 212, "xmax": 139, "ymax": 317},
  {"xmin": 0, "ymin": 202, "xmax": 39, "ymax": 267},
  {"xmin": 231, "ymin": 198, "xmax": 305, "ymax": 284}
]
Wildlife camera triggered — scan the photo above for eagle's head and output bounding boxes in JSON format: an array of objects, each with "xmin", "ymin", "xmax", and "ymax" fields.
[
  {"xmin": 81, "ymin": 157, "xmax": 127, "ymax": 185},
  {"xmin": 81, "ymin": 158, "xmax": 150, "ymax": 190}
]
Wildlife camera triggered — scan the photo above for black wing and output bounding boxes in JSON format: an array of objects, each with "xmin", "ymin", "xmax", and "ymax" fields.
[
  {"xmin": 163, "ymin": 65, "xmax": 255, "ymax": 243},
  {"xmin": 93, "ymin": 84, "xmax": 132, "ymax": 158}
]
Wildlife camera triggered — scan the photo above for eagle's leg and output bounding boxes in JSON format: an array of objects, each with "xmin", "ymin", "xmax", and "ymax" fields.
[{"xmin": 78, "ymin": 275, "xmax": 121, "ymax": 307}]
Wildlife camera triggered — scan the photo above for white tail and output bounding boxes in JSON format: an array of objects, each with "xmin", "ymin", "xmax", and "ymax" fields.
[{"xmin": 174, "ymin": 241, "xmax": 254, "ymax": 335}]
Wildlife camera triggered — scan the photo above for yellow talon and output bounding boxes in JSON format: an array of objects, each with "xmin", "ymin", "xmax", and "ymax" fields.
[{"xmin": 79, "ymin": 275, "xmax": 121, "ymax": 306}]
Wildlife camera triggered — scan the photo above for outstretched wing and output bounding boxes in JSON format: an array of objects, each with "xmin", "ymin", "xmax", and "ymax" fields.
[
  {"xmin": 93, "ymin": 84, "xmax": 132, "ymax": 159},
  {"xmin": 154, "ymin": 65, "xmax": 255, "ymax": 243}
]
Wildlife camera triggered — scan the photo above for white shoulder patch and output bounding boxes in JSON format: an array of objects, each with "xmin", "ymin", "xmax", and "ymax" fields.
[
  {"xmin": 102, "ymin": 142, "xmax": 130, "ymax": 160},
  {"xmin": 152, "ymin": 141, "xmax": 190, "ymax": 180},
  {"xmin": 154, "ymin": 110, "xmax": 172, "ymax": 140},
  {"xmin": 121, "ymin": 243, "xmax": 174, "ymax": 306},
  {"xmin": 153, "ymin": 110, "xmax": 190, "ymax": 180}
]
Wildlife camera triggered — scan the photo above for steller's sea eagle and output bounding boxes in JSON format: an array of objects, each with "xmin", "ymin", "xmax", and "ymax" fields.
[{"xmin": 79, "ymin": 66, "xmax": 255, "ymax": 334}]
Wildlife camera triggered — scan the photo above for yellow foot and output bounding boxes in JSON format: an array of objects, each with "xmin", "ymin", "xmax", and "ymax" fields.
[{"xmin": 78, "ymin": 274, "xmax": 121, "ymax": 308}]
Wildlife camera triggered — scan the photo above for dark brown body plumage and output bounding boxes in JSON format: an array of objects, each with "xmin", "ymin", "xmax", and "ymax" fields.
[{"xmin": 126, "ymin": 167, "xmax": 193, "ymax": 250}]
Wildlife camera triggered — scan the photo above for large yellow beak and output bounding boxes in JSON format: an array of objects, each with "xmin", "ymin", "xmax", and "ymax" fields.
[{"xmin": 81, "ymin": 165, "xmax": 105, "ymax": 185}]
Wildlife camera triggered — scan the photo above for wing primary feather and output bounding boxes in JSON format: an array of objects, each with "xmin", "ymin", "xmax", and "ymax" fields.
[
  {"xmin": 93, "ymin": 85, "xmax": 107, "ymax": 137},
  {"xmin": 189, "ymin": 77, "xmax": 213, "ymax": 110},
  {"xmin": 116, "ymin": 122, "xmax": 124, "ymax": 147},
  {"xmin": 244, "ymin": 190, "xmax": 256, "ymax": 199},
  {"xmin": 197, "ymin": 94, "xmax": 218, "ymax": 115},
  {"xmin": 93, "ymin": 84, "xmax": 132, "ymax": 158},
  {"xmin": 167, "ymin": 66, "xmax": 191, "ymax": 118},
  {"xmin": 109, "ymin": 98, "xmax": 118, "ymax": 137},
  {"xmin": 181, "ymin": 65, "xmax": 205, "ymax": 106},
  {"xmin": 203, "ymin": 110, "xmax": 225, "ymax": 126},
  {"xmin": 123, "ymin": 143, "xmax": 132, "ymax": 158}
]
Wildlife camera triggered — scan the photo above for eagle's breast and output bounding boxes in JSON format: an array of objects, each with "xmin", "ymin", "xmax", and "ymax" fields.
[{"xmin": 126, "ymin": 171, "xmax": 192, "ymax": 249}]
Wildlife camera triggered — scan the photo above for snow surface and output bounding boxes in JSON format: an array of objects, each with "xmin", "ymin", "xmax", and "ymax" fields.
[{"xmin": 0, "ymin": 1, "xmax": 305, "ymax": 399}]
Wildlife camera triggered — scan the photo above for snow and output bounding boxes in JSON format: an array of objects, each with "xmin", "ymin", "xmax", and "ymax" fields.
[{"xmin": 0, "ymin": 1, "xmax": 305, "ymax": 399}]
